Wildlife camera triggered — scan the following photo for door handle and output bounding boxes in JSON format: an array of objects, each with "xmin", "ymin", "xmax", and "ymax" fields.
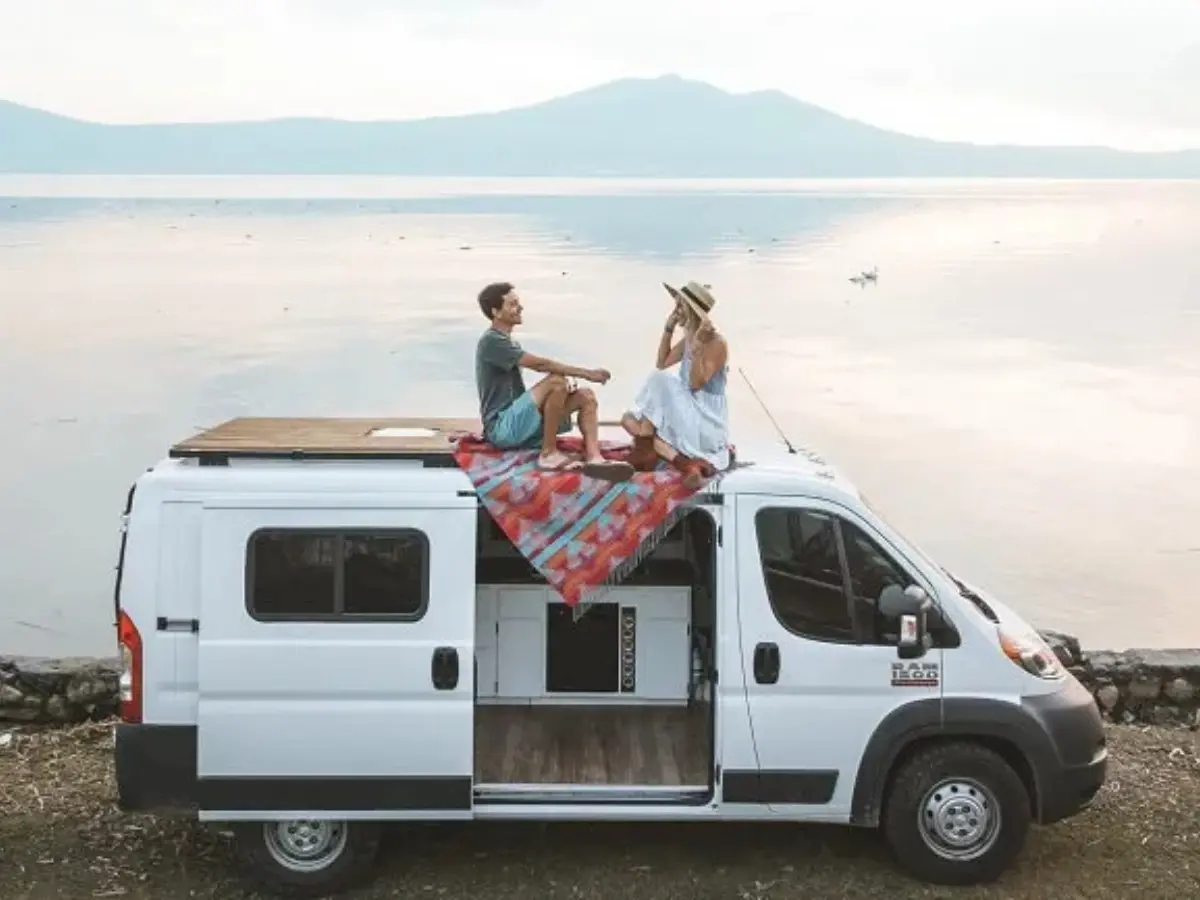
[
  {"xmin": 753, "ymin": 642, "xmax": 780, "ymax": 684},
  {"xmin": 431, "ymin": 647, "xmax": 459, "ymax": 690}
]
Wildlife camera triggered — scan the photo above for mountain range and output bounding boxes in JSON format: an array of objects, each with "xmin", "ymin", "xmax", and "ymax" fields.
[{"xmin": 3, "ymin": 75, "xmax": 1198, "ymax": 178}]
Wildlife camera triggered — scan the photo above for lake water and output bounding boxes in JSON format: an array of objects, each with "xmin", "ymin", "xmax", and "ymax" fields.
[{"xmin": 1, "ymin": 176, "xmax": 1197, "ymax": 658}]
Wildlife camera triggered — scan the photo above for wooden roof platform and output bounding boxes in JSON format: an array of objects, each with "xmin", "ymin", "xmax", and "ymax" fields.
[{"xmin": 170, "ymin": 417, "xmax": 482, "ymax": 461}]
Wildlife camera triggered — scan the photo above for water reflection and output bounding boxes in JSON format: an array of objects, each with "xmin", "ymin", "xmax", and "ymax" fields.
[
  {"xmin": 0, "ymin": 191, "xmax": 887, "ymax": 261},
  {"xmin": 0, "ymin": 178, "xmax": 1196, "ymax": 656}
]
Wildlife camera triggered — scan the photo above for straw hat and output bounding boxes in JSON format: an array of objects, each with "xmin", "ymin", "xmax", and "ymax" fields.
[{"xmin": 662, "ymin": 280, "xmax": 716, "ymax": 324}]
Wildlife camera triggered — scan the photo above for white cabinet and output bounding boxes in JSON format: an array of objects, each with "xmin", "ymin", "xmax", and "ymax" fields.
[
  {"xmin": 494, "ymin": 586, "xmax": 545, "ymax": 699},
  {"xmin": 635, "ymin": 617, "xmax": 690, "ymax": 700},
  {"xmin": 476, "ymin": 584, "xmax": 691, "ymax": 705},
  {"xmin": 496, "ymin": 619, "xmax": 544, "ymax": 698}
]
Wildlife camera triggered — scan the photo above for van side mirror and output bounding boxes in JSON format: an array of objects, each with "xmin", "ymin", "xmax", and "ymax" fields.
[{"xmin": 879, "ymin": 585, "xmax": 932, "ymax": 659}]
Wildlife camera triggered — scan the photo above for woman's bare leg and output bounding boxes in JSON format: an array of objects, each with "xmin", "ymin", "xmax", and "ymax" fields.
[
  {"xmin": 621, "ymin": 412, "xmax": 655, "ymax": 438},
  {"xmin": 620, "ymin": 414, "xmax": 659, "ymax": 470},
  {"xmin": 652, "ymin": 436, "xmax": 678, "ymax": 461}
]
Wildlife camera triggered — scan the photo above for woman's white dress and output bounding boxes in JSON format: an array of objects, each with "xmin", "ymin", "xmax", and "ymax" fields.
[{"xmin": 627, "ymin": 336, "xmax": 731, "ymax": 470}]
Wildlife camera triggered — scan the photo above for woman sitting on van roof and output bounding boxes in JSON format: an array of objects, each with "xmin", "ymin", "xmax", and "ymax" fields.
[{"xmin": 621, "ymin": 281, "xmax": 731, "ymax": 488}]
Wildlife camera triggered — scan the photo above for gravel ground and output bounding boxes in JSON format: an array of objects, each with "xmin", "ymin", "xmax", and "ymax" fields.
[{"xmin": 2, "ymin": 720, "xmax": 1199, "ymax": 900}]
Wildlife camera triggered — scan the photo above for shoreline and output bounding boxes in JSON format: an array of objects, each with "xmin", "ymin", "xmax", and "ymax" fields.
[
  {"xmin": 3, "ymin": 631, "xmax": 1199, "ymax": 897},
  {"xmin": 3, "ymin": 629, "xmax": 1199, "ymax": 727},
  {"xmin": 2, "ymin": 718, "xmax": 1198, "ymax": 898}
]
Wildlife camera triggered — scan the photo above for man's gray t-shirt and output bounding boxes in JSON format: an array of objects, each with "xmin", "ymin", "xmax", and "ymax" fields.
[{"xmin": 476, "ymin": 327, "xmax": 526, "ymax": 434}]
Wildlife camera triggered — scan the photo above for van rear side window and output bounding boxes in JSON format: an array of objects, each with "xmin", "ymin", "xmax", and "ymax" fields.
[{"xmin": 246, "ymin": 529, "xmax": 429, "ymax": 621}]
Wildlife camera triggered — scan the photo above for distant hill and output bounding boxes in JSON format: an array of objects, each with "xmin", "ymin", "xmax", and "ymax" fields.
[{"xmin": 2, "ymin": 75, "xmax": 1199, "ymax": 177}]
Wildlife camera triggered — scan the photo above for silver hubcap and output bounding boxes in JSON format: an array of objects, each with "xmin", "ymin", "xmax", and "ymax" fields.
[
  {"xmin": 263, "ymin": 820, "xmax": 348, "ymax": 873},
  {"xmin": 918, "ymin": 778, "xmax": 1000, "ymax": 861}
]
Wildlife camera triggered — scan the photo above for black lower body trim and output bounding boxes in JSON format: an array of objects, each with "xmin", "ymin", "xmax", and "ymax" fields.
[
  {"xmin": 1021, "ymin": 676, "xmax": 1109, "ymax": 824},
  {"xmin": 722, "ymin": 769, "xmax": 838, "ymax": 804},
  {"xmin": 199, "ymin": 776, "xmax": 473, "ymax": 811},
  {"xmin": 116, "ymin": 722, "xmax": 199, "ymax": 812},
  {"xmin": 1038, "ymin": 749, "xmax": 1107, "ymax": 824},
  {"xmin": 116, "ymin": 723, "xmax": 473, "ymax": 813},
  {"xmin": 850, "ymin": 680, "xmax": 1110, "ymax": 828}
]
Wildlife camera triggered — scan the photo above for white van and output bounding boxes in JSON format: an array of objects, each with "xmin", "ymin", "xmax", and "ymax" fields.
[{"xmin": 112, "ymin": 417, "xmax": 1107, "ymax": 898}]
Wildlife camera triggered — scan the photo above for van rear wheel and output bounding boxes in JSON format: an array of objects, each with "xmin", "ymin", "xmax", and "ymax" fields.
[
  {"xmin": 233, "ymin": 819, "xmax": 381, "ymax": 898},
  {"xmin": 882, "ymin": 742, "xmax": 1030, "ymax": 885}
]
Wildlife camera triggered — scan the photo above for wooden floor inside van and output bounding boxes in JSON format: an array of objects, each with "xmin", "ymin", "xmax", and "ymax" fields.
[{"xmin": 474, "ymin": 705, "xmax": 710, "ymax": 786}]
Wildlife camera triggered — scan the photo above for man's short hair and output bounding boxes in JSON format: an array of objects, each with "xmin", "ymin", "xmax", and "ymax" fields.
[{"xmin": 477, "ymin": 282, "xmax": 514, "ymax": 320}]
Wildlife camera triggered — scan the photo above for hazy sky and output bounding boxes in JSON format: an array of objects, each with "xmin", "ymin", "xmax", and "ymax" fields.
[{"xmin": 1, "ymin": 0, "xmax": 1197, "ymax": 150}]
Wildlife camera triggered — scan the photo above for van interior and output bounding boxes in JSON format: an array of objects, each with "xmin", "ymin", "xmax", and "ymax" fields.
[{"xmin": 472, "ymin": 505, "xmax": 717, "ymax": 802}]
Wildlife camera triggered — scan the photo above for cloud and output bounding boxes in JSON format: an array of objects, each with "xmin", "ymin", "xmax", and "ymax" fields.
[
  {"xmin": 0, "ymin": 0, "xmax": 1196, "ymax": 148},
  {"xmin": 925, "ymin": 8, "xmax": 1200, "ymax": 143}
]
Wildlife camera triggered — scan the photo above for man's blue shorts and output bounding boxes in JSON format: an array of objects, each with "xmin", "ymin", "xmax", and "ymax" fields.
[{"xmin": 488, "ymin": 392, "xmax": 572, "ymax": 449}]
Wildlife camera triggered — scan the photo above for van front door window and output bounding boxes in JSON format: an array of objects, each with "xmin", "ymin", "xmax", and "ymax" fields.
[
  {"xmin": 754, "ymin": 507, "xmax": 919, "ymax": 646},
  {"xmin": 840, "ymin": 521, "xmax": 915, "ymax": 643},
  {"xmin": 754, "ymin": 508, "xmax": 854, "ymax": 643}
]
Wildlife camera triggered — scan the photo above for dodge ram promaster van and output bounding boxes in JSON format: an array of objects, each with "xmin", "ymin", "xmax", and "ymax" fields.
[{"xmin": 112, "ymin": 418, "xmax": 1107, "ymax": 897}]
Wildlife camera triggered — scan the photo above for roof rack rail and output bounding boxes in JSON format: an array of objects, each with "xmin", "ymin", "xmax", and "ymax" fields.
[
  {"xmin": 174, "ymin": 448, "xmax": 463, "ymax": 467},
  {"xmin": 169, "ymin": 416, "xmax": 477, "ymax": 464}
]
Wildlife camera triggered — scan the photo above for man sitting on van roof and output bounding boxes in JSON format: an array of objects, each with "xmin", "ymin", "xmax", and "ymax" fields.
[{"xmin": 475, "ymin": 282, "xmax": 633, "ymax": 479}]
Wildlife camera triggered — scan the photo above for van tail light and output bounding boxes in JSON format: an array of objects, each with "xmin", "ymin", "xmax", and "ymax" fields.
[{"xmin": 117, "ymin": 610, "xmax": 143, "ymax": 723}]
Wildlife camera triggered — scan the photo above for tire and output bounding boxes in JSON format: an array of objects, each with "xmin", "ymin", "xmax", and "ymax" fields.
[
  {"xmin": 881, "ymin": 742, "xmax": 1031, "ymax": 886},
  {"xmin": 232, "ymin": 819, "xmax": 382, "ymax": 898}
]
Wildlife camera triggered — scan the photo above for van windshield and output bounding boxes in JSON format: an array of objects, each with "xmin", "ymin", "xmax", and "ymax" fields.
[
  {"xmin": 859, "ymin": 492, "xmax": 1000, "ymax": 622},
  {"xmin": 858, "ymin": 492, "xmax": 943, "ymax": 574}
]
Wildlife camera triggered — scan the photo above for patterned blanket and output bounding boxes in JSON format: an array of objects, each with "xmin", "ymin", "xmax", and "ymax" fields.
[{"xmin": 452, "ymin": 435, "xmax": 711, "ymax": 606}]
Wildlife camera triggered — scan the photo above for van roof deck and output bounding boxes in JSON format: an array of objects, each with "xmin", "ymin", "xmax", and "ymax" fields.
[
  {"xmin": 170, "ymin": 417, "xmax": 481, "ymax": 461},
  {"xmin": 164, "ymin": 416, "xmax": 859, "ymax": 499}
]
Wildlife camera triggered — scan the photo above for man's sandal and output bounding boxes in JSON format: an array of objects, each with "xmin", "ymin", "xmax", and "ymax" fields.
[
  {"xmin": 580, "ymin": 459, "xmax": 635, "ymax": 482},
  {"xmin": 537, "ymin": 452, "xmax": 583, "ymax": 472}
]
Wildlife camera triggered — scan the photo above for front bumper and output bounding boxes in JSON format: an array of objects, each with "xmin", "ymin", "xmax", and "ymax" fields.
[{"xmin": 1022, "ymin": 674, "xmax": 1109, "ymax": 825}]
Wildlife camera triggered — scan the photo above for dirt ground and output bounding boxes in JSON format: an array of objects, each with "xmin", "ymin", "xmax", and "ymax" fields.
[{"xmin": 1, "ymin": 720, "xmax": 1198, "ymax": 900}]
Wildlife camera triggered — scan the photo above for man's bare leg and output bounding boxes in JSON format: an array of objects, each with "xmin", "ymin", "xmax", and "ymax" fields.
[
  {"xmin": 566, "ymin": 388, "xmax": 602, "ymax": 463},
  {"xmin": 526, "ymin": 374, "xmax": 576, "ymax": 468},
  {"xmin": 557, "ymin": 385, "xmax": 634, "ymax": 480}
]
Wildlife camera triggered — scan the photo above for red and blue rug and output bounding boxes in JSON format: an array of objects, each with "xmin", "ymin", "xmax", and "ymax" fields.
[{"xmin": 452, "ymin": 435, "xmax": 709, "ymax": 606}]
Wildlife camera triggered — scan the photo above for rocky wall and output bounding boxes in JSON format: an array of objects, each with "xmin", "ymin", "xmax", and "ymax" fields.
[
  {"xmin": 0, "ymin": 656, "xmax": 119, "ymax": 724},
  {"xmin": 1041, "ymin": 630, "xmax": 1200, "ymax": 728},
  {"xmin": 3, "ymin": 633, "xmax": 1200, "ymax": 727}
]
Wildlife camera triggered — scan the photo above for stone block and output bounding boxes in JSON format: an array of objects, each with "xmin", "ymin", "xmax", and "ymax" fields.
[
  {"xmin": 1128, "ymin": 675, "xmax": 1163, "ymax": 703},
  {"xmin": 1164, "ymin": 677, "xmax": 1196, "ymax": 704},
  {"xmin": 1096, "ymin": 684, "xmax": 1121, "ymax": 710},
  {"xmin": 1039, "ymin": 629, "xmax": 1083, "ymax": 668},
  {"xmin": 0, "ymin": 656, "xmax": 120, "ymax": 723}
]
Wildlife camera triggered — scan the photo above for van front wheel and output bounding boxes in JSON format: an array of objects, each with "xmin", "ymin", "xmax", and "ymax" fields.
[
  {"xmin": 233, "ymin": 819, "xmax": 381, "ymax": 898},
  {"xmin": 882, "ymin": 742, "xmax": 1030, "ymax": 885}
]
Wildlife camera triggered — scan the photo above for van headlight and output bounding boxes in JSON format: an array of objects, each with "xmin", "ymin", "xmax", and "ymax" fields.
[{"xmin": 998, "ymin": 628, "xmax": 1066, "ymax": 679}]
